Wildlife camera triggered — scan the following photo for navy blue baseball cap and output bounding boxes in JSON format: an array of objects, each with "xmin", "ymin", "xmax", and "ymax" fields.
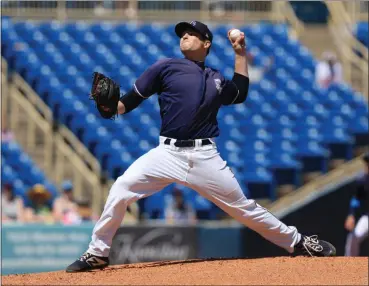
[{"xmin": 175, "ymin": 21, "xmax": 213, "ymax": 43}]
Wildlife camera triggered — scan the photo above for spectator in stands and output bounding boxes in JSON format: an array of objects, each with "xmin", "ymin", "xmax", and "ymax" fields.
[
  {"xmin": 122, "ymin": 202, "xmax": 140, "ymax": 224},
  {"xmin": 165, "ymin": 188, "xmax": 197, "ymax": 224},
  {"xmin": 1, "ymin": 183, "xmax": 25, "ymax": 222},
  {"xmin": 1, "ymin": 114, "xmax": 14, "ymax": 143},
  {"xmin": 93, "ymin": 0, "xmax": 113, "ymax": 16},
  {"xmin": 74, "ymin": 199, "xmax": 103, "ymax": 224},
  {"xmin": 24, "ymin": 183, "xmax": 54, "ymax": 223},
  {"xmin": 344, "ymin": 152, "xmax": 369, "ymax": 256},
  {"xmin": 74, "ymin": 199, "xmax": 93, "ymax": 223},
  {"xmin": 247, "ymin": 52, "xmax": 274, "ymax": 83},
  {"xmin": 53, "ymin": 180, "xmax": 80, "ymax": 225},
  {"xmin": 315, "ymin": 51, "xmax": 343, "ymax": 89}
]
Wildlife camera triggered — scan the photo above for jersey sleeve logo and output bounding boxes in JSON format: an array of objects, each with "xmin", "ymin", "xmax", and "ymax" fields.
[{"xmin": 214, "ymin": 79, "xmax": 223, "ymax": 93}]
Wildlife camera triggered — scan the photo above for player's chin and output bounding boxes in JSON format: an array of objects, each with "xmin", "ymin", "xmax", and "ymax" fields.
[
  {"xmin": 180, "ymin": 46, "xmax": 191, "ymax": 54},
  {"xmin": 180, "ymin": 43, "xmax": 190, "ymax": 50}
]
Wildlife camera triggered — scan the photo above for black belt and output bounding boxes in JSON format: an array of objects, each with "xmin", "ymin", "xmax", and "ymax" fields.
[{"xmin": 164, "ymin": 138, "xmax": 212, "ymax": 147}]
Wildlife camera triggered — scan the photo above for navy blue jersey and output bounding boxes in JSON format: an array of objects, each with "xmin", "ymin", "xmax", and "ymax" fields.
[{"xmin": 134, "ymin": 58, "xmax": 239, "ymax": 140}]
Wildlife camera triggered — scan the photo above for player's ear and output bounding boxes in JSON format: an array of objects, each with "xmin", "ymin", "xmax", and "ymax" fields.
[{"xmin": 204, "ymin": 40, "xmax": 211, "ymax": 50}]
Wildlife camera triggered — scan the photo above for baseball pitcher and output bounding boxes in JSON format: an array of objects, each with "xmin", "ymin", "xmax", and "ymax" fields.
[{"xmin": 66, "ymin": 21, "xmax": 336, "ymax": 272}]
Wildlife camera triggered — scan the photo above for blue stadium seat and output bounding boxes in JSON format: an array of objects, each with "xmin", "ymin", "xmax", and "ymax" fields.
[
  {"xmin": 3, "ymin": 19, "xmax": 368, "ymax": 204},
  {"xmin": 244, "ymin": 167, "xmax": 275, "ymax": 200},
  {"xmin": 244, "ymin": 153, "xmax": 272, "ymax": 169},
  {"xmin": 321, "ymin": 128, "xmax": 354, "ymax": 160},
  {"xmin": 143, "ymin": 191, "xmax": 165, "ymax": 219},
  {"xmin": 1, "ymin": 164, "xmax": 17, "ymax": 184},
  {"xmin": 13, "ymin": 179, "xmax": 27, "ymax": 197},
  {"xmin": 269, "ymin": 153, "xmax": 302, "ymax": 187},
  {"xmin": 267, "ymin": 115, "xmax": 295, "ymax": 132},
  {"xmin": 106, "ymin": 150, "xmax": 134, "ymax": 179},
  {"xmin": 1, "ymin": 141, "xmax": 56, "ymax": 196},
  {"xmin": 354, "ymin": 22, "xmax": 368, "ymax": 48},
  {"xmin": 295, "ymin": 140, "xmax": 330, "ymax": 173}
]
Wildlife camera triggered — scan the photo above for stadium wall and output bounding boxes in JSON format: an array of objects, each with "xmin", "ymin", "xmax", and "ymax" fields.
[
  {"xmin": 242, "ymin": 179, "xmax": 369, "ymax": 258},
  {"xmin": 3, "ymin": 176, "xmax": 368, "ymax": 276},
  {"xmin": 1, "ymin": 223, "xmax": 242, "ymax": 275}
]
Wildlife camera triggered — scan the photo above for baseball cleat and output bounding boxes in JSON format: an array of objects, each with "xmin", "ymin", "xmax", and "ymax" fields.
[
  {"xmin": 66, "ymin": 252, "xmax": 109, "ymax": 273},
  {"xmin": 294, "ymin": 235, "xmax": 336, "ymax": 257}
]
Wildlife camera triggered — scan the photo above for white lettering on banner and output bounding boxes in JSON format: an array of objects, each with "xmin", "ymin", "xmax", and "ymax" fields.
[
  {"xmin": 6, "ymin": 232, "xmax": 29, "ymax": 242},
  {"xmin": 13, "ymin": 245, "xmax": 36, "ymax": 256},
  {"xmin": 114, "ymin": 228, "xmax": 190, "ymax": 263},
  {"xmin": 2, "ymin": 226, "xmax": 94, "ymax": 274},
  {"xmin": 6, "ymin": 231, "xmax": 67, "ymax": 243},
  {"xmin": 3, "ymin": 258, "xmax": 73, "ymax": 268},
  {"xmin": 68, "ymin": 232, "xmax": 90, "ymax": 242},
  {"xmin": 14, "ymin": 245, "xmax": 56, "ymax": 256},
  {"xmin": 31, "ymin": 232, "xmax": 67, "ymax": 242}
]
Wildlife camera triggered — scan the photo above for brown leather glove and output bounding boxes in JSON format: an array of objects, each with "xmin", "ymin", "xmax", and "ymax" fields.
[{"xmin": 90, "ymin": 72, "xmax": 120, "ymax": 119}]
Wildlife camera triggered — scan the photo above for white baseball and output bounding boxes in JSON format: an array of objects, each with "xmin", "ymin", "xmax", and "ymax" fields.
[{"xmin": 229, "ymin": 29, "xmax": 241, "ymax": 42}]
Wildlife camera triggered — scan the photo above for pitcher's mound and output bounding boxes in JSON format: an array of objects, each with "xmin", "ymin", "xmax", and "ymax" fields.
[{"xmin": 3, "ymin": 257, "xmax": 368, "ymax": 285}]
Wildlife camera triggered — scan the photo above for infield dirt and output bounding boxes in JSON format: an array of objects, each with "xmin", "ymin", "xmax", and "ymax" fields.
[{"xmin": 2, "ymin": 257, "xmax": 368, "ymax": 285}]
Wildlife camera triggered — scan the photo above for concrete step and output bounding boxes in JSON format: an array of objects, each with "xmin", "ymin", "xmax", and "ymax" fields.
[
  {"xmin": 299, "ymin": 24, "xmax": 339, "ymax": 60},
  {"xmin": 351, "ymin": 66, "xmax": 365, "ymax": 92},
  {"xmin": 277, "ymin": 185, "xmax": 295, "ymax": 198},
  {"xmin": 254, "ymin": 198, "xmax": 272, "ymax": 209},
  {"xmin": 302, "ymin": 171, "xmax": 322, "ymax": 185},
  {"xmin": 26, "ymin": 150, "xmax": 47, "ymax": 170}
]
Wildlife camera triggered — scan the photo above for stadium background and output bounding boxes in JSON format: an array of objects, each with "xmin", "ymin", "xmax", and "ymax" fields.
[{"xmin": 1, "ymin": 0, "xmax": 368, "ymax": 276}]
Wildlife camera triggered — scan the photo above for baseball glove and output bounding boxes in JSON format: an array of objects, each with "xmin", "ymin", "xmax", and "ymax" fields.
[{"xmin": 90, "ymin": 72, "xmax": 120, "ymax": 119}]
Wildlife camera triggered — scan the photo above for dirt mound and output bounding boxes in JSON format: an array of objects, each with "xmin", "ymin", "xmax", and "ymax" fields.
[{"xmin": 3, "ymin": 257, "xmax": 367, "ymax": 285}]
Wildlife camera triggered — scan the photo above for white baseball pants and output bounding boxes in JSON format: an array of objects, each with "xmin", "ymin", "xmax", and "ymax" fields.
[
  {"xmin": 345, "ymin": 214, "xmax": 368, "ymax": 256},
  {"xmin": 88, "ymin": 137, "xmax": 302, "ymax": 257}
]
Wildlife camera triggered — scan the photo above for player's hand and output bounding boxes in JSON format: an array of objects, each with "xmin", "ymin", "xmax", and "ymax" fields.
[
  {"xmin": 90, "ymin": 72, "xmax": 120, "ymax": 119},
  {"xmin": 100, "ymin": 105, "xmax": 110, "ymax": 112},
  {"xmin": 344, "ymin": 215, "xmax": 355, "ymax": 232},
  {"xmin": 227, "ymin": 29, "xmax": 246, "ymax": 55}
]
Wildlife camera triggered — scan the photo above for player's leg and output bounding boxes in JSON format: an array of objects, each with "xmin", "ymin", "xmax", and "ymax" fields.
[
  {"xmin": 345, "ymin": 215, "xmax": 368, "ymax": 256},
  {"xmin": 186, "ymin": 152, "xmax": 300, "ymax": 253},
  {"xmin": 66, "ymin": 144, "xmax": 187, "ymax": 272},
  {"xmin": 186, "ymin": 146, "xmax": 335, "ymax": 256}
]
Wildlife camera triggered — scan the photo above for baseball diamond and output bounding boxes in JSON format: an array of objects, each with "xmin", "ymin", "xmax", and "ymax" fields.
[{"xmin": 3, "ymin": 257, "xmax": 368, "ymax": 285}]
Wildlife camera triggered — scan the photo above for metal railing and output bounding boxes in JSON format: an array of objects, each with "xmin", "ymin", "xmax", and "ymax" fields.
[
  {"xmin": 1, "ymin": 0, "xmax": 306, "ymax": 51},
  {"xmin": 326, "ymin": 1, "xmax": 368, "ymax": 99},
  {"xmin": 11, "ymin": 74, "xmax": 102, "ymax": 172},
  {"xmin": 1, "ymin": 0, "xmax": 285, "ymax": 23},
  {"xmin": 344, "ymin": 1, "xmax": 369, "ymax": 22},
  {"xmin": 270, "ymin": 154, "xmax": 366, "ymax": 218},
  {"xmin": 327, "ymin": 1, "xmax": 368, "ymax": 61},
  {"xmin": 3, "ymin": 59, "xmax": 105, "ymax": 214},
  {"xmin": 8, "ymin": 80, "xmax": 54, "ymax": 174},
  {"xmin": 274, "ymin": 1, "xmax": 305, "ymax": 39}
]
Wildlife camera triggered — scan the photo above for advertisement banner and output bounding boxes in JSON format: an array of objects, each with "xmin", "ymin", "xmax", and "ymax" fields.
[
  {"xmin": 1, "ymin": 224, "xmax": 94, "ymax": 275},
  {"xmin": 198, "ymin": 226, "xmax": 242, "ymax": 258},
  {"xmin": 109, "ymin": 225, "xmax": 197, "ymax": 265}
]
